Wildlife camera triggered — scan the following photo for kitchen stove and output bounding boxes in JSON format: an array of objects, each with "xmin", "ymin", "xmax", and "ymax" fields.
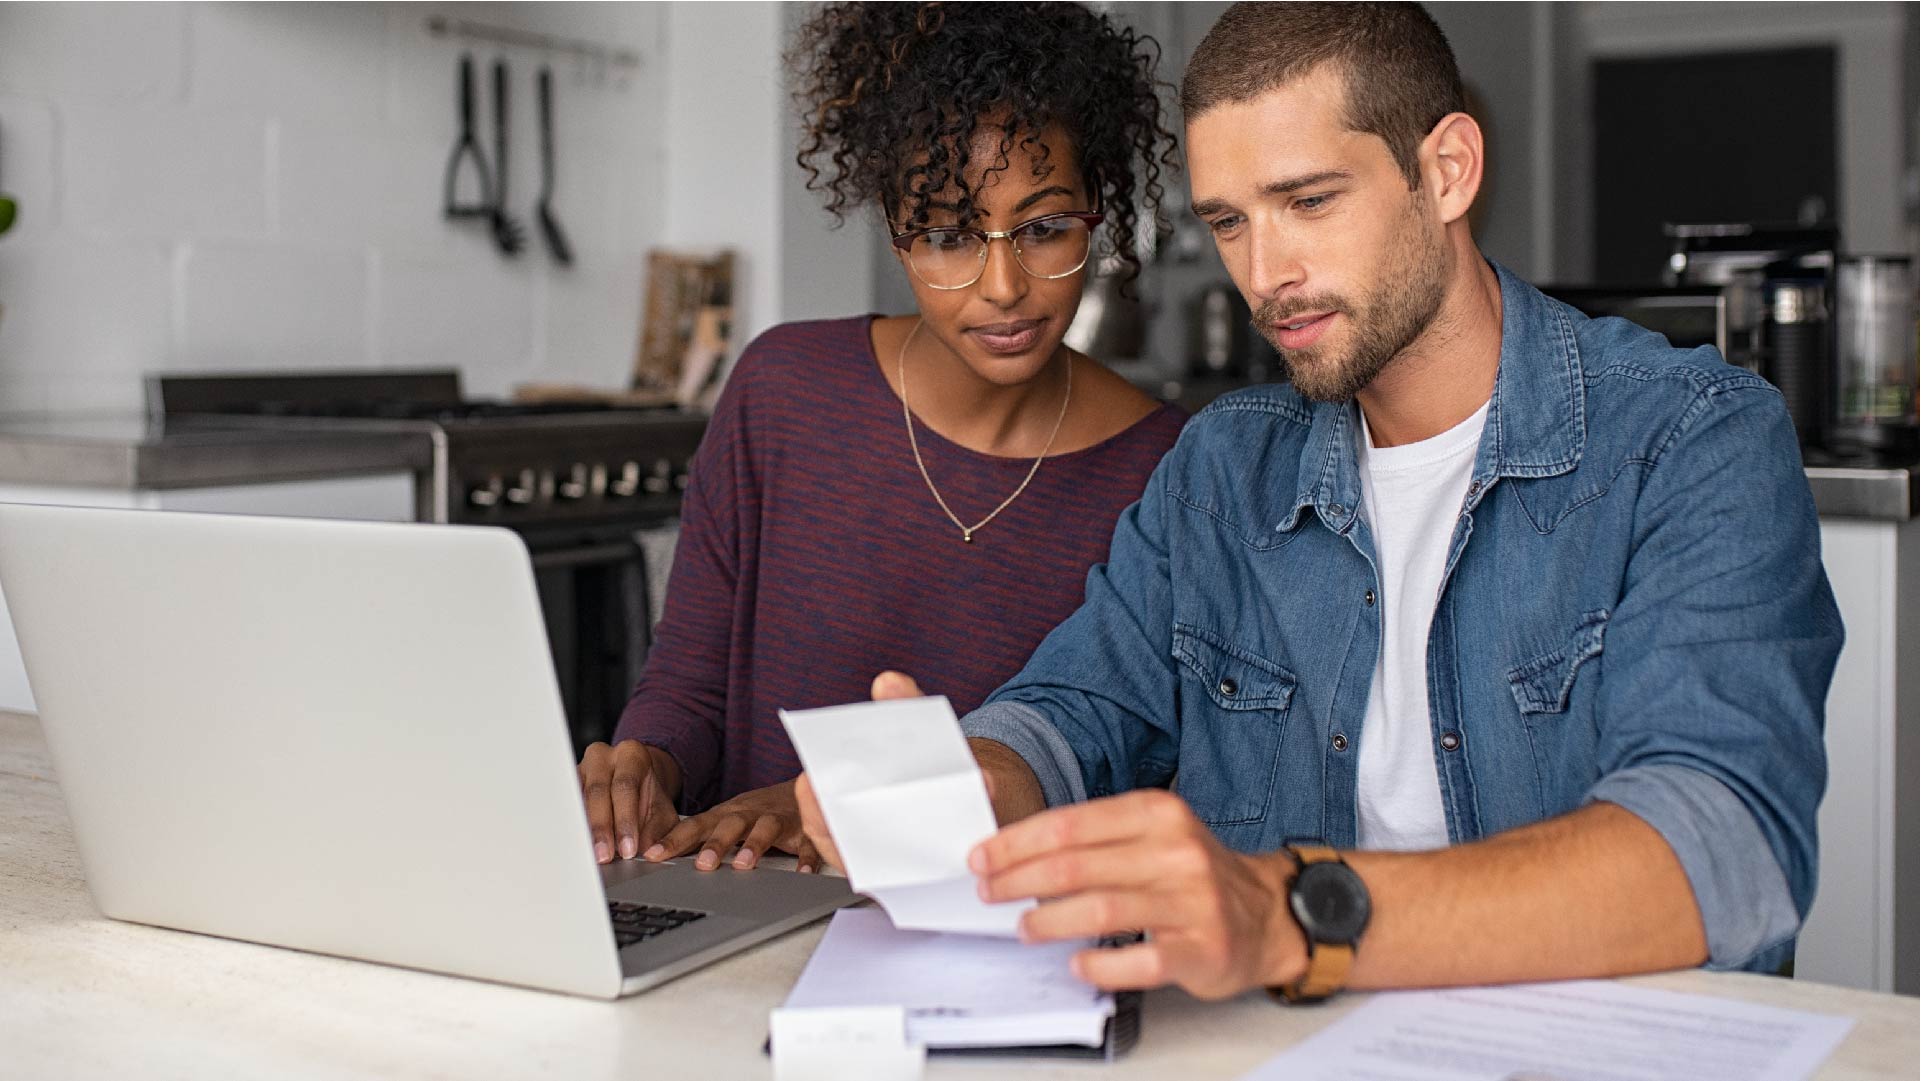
[
  {"xmin": 150, "ymin": 370, "xmax": 709, "ymax": 752},
  {"xmin": 151, "ymin": 370, "xmax": 708, "ymax": 529}
]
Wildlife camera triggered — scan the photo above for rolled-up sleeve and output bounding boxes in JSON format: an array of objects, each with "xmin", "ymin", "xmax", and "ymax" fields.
[{"xmin": 1592, "ymin": 376, "xmax": 1842, "ymax": 970}]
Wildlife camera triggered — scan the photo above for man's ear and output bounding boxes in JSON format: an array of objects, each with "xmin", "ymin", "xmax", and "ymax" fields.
[{"xmin": 1419, "ymin": 112, "xmax": 1484, "ymax": 227}]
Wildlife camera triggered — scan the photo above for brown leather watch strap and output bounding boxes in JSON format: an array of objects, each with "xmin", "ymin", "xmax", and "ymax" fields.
[{"xmin": 1272, "ymin": 844, "xmax": 1355, "ymax": 1004}]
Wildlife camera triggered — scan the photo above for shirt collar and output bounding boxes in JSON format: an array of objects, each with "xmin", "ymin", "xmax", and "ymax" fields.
[{"xmin": 1282, "ymin": 259, "xmax": 1587, "ymax": 533}]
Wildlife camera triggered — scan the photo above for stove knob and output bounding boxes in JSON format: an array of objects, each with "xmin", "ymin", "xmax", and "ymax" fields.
[
  {"xmin": 558, "ymin": 463, "xmax": 590, "ymax": 500},
  {"xmin": 506, "ymin": 468, "xmax": 539, "ymax": 506},
  {"xmin": 468, "ymin": 475, "xmax": 504, "ymax": 509},
  {"xmin": 643, "ymin": 458, "xmax": 672, "ymax": 495},
  {"xmin": 610, "ymin": 461, "xmax": 642, "ymax": 498}
]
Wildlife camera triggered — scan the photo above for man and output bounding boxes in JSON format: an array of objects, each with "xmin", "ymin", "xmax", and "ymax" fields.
[{"xmin": 799, "ymin": 2, "xmax": 1841, "ymax": 1002}]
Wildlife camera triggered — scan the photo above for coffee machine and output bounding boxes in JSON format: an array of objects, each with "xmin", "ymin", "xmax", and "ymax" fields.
[{"xmin": 1665, "ymin": 222, "xmax": 1838, "ymax": 447}]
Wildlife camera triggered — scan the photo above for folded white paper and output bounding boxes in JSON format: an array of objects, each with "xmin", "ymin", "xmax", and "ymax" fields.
[
  {"xmin": 783, "ymin": 908, "xmax": 1113, "ymax": 1050},
  {"xmin": 779, "ymin": 696, "xmax": 1032, "ymax": 936}
]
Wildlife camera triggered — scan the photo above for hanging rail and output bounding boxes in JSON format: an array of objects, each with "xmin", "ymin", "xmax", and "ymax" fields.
[{"xmin": 425, "ymin": 15, "xmax": 641, "ymax": 70}]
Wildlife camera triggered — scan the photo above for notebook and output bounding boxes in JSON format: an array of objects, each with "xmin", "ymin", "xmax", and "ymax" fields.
[{"xmin": 779, "ymin": 907, "xmax": 1142, "ymax": 1059}]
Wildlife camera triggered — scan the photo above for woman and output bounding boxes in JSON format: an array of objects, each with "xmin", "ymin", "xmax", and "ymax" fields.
[{"xmin": 578, "ymin": 2, "xmax": 1184, "ymax": 873}]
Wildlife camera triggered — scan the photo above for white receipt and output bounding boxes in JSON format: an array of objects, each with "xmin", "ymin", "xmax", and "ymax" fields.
[
  {"xmin": 1239, "ymin": 979, "xmax": 1855, "ymax": 1081},
  {"xmin": 779, "ymin": 696, "xmax": 1032, "ymax": 936}
]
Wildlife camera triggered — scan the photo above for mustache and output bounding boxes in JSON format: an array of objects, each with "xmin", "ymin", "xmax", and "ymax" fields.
[{"xmin": 1254, "ymin": 295, "xmax": 1349, "ymax": 326}]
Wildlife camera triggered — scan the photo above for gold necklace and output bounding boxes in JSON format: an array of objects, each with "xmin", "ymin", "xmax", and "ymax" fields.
[{"xmin": 897, "ymin": 319, "xmax": 1072, "ymax": 544}]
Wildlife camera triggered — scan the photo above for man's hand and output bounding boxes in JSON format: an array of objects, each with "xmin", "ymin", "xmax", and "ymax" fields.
[
  {"xmin": 795, "ymin": 671, "xmax": 1048, "ymax": 874},
  {"xmin": 578, "ymin": 740, "xmax": 681, "ymax": 864},
  {"xmin": 642, "ymin": 779, "xmax": 820, "ymax": 872},
  {"xmin": 972, "ymin": 788, "xmax": 1305, "ymax": 1000}
]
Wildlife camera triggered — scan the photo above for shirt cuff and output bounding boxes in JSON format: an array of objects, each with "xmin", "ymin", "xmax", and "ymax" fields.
[
  {"xmin": 1587, "ymin": 763, "xmax": 1801, "ymax": 970},
  {"xmin": 958, "ymin": 701, "xmax": 1088, "ymax": 809}
]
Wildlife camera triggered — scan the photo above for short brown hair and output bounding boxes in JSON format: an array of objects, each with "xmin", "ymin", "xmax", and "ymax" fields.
[{"xmin": 1180, "ymin": 2, "xmax": 1465, "ymax": 187}]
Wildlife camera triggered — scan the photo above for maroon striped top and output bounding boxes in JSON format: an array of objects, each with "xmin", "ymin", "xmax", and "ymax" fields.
[{"xmin": 613, "ymin": 315, "xmax": 1187, "ymax": 811}]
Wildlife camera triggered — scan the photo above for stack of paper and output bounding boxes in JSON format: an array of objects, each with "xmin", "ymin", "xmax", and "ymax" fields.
[
  {"xmin": 783, "ymin": 908, "xmax": 1115, "ymax": 1049},
  {"xmin": 779, "ymin": 696, "xmax": 1031, "ymax": 936},
  {"xmin": 1239, "ymin": 980, "xmax": 1856, "ymax": 1081}
]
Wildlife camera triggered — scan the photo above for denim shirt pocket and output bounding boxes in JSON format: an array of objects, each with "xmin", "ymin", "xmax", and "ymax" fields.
[
  {"xmin": 1170, "ymin": 624, "xmax": 1297, "ymax": 827},
  {"xmin": 1505, "ymin": 609, "xmax": 1610, "ymax": 716}
]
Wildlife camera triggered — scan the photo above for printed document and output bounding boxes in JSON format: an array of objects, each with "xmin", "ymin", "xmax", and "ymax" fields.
[
  {"xmin": 1239, "ymin": 979, "xmax": 1854, "ymax": 1081},
  {"xmin": 783, "ymin": 907, "xmax": 1113, "ymax": 1049}
]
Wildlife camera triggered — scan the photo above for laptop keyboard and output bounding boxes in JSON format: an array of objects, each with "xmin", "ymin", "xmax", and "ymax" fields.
[{"xmin": 609, "ymin": 900, "xmax": 707, "ymax": 948}]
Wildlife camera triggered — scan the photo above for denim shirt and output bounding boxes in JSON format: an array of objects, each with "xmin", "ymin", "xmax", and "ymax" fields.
[{"xmin": 962, "ymin": 262, "xmax": 1842, "ymax": 973}]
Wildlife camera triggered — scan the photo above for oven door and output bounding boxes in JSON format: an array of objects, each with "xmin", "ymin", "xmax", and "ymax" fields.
[{"xmin": 524, "ymin": 525, "xmax": 661, "ymax": 756}]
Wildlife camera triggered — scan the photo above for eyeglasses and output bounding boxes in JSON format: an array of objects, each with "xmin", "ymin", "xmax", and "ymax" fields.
[{"xmin": 890, "ymin": 211, "xmax": 1105, "ymax": 290}]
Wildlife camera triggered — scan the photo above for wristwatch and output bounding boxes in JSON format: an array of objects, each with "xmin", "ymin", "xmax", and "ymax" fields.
[{"xmin": 1271, "ymin": 844, "xmax": 1371, "ymax": 1003}]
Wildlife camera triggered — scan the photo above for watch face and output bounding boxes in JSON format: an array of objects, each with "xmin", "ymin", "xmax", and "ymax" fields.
[{"xmin": 1289, "ymin": 861, "xmax": 1371, "ymax": 945}]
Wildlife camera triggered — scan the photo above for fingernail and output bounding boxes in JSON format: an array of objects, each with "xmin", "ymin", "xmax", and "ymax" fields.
[
  {"xmin": 734, "ymin": 852, "xmax": 754, "ymax": 869},
  {"xmin": 977, "ymin": 879, "xmax": 992, "ymax": 902},
  {"xmin": 799, "ymin": 864, "xmax": 816, "ymax": 874},
  {"xmin": 643, "ymin": 845, "xmax": 664, "ymax": 861},
  {"xmin": 968, "ymin": 848, "xmax": 987, "ymax": 874},
  {"xmin": 619, "ymin": 836, "xmax": 637, "ymax": 860},
  {"xmin": 697, "ymin": 851, "xmax": 717, "ymax": 870},
  {"xmin": 594, "ymin": 840, "xmax": 611, "ymax": 863}
]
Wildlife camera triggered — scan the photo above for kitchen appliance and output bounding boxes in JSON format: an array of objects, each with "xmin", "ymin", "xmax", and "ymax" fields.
[
  {"xmin": 1664, "ymin": 221, "xmax": 1836, "ymax": 287},
  {"xmin": 0, "ymin": 503, "xmax": 854, "ymax": 999},
  {"xmin": 1540, "ymin": 285, "xmax": 1742, "ymax": 365},
  {"xmin": 1191, "ymin": 280, "xmax": 1251, "ymax": 379},
  {"xmin": 1661, "ymin": 221, "xmax": 1842, "ymax": 448},
  {"xmin": 1832, "ymin": 256, "xmax": 1918, "ymax": 453},
  {"xmin": 1063, "ymin": 256, "xmax": 1148, "ymax": 361},
  {"xmin": 150, "ymin": 370, "xmax": 708, "ymax": 752},
  {"xmin": 1767, "ymin": 276, "xmax": 1830, "ymax": 446}
]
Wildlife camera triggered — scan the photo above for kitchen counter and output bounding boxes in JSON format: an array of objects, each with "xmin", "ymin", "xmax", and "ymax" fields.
[
  {"xmin": 1801, "ymin": 451, "xmax": 1919, "ymax": 521},
  {"xmin": 1, "ymin": 408, "xmax": 1914, "ymax": 520},
  {"xmin": 0, "ymin": 413, "xmax": 432, "ymax": 490},
  {"xmin": 1, "ymin": 709, "xmax": 1915, "ymax": 1080}
]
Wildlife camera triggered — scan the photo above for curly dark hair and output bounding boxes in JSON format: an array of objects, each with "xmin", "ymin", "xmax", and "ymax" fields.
[{"xmin": 789, "ymin": 2, "xmax": 1178, "ymax": 282}]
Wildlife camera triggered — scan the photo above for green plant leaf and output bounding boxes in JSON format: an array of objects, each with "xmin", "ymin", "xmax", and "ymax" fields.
[{"xmin": 0, "ymin": 195, "xmax": 15, "ymax": 236}]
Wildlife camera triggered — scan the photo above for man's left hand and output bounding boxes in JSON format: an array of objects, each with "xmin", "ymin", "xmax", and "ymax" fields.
[{"xmin": 972, "ymin": 789, "xmax": 1305, "ymax": 999}]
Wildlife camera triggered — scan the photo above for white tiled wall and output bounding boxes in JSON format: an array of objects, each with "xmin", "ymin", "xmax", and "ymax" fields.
[{"xmin": 0, "ymin": 2, "xmax": 668, "ymax": 412}]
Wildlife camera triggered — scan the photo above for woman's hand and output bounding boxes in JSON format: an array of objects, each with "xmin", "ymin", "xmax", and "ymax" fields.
[
  {"xmin": 645, "ymin": 779, "xmax": 822, "ymax": 872},
  {"xmin": 579, "ymin": 740, "xmax": 681, "ymax": 864}
]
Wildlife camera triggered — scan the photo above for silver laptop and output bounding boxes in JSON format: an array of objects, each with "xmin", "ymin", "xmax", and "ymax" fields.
[{"xmin": 0, "ymin": 503, "xmax": 854, "ymax": 999}]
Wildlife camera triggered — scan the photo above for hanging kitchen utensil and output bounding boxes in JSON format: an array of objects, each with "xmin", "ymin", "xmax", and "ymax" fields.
[
  {"xmin": 489, "ymin": 58, "xmax": 526, "ymax": 257},
  {"xmin": 442, "ymin": 54, "xmax": 494, "ymax": 220},
  {"xmin": 535, "ymin": 66, "xmax": 574, "ymax": 266}
]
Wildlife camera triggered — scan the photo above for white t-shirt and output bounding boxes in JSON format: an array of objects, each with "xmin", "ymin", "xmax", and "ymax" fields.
[{"xmin": 1354, "ymin": 400, "xmax": 1489, "ymax": 851}]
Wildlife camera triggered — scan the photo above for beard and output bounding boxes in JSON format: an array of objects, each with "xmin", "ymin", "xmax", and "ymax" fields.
[{"xmin": 1253, "ymin": 204, "xmax": 1450, "ymax": 404}]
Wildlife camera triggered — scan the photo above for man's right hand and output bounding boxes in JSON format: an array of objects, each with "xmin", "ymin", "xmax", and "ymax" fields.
[
  {"xmin": 579, "ymin": 740, "xmax": 681, "ymax": 864},
  {"xmin": 795, "ymin": 671, "xmax": 1048, "ymax": 873}
]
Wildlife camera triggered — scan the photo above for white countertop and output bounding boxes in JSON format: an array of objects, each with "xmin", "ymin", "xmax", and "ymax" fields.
[{"xmin": 2, "ymin": 710, "xmax": 1914, "ymax": 1080}]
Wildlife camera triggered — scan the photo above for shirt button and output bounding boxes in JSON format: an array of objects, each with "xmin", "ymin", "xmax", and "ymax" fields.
[
  {"xmin": 1328, "ymin": 503, "xmax": 1347, "ymax": 517},
  {"xmin": 1218, "ymin": 678, "xmax": 1238, "ymax": 698},
  {"xmin": 1331, "ymin": 733, "xmax": 1349, "ymax": 752},
  {"xmin": 1467, "ymin": 480, "xmax": 1482, "ymax": 495},
  {"xmin": 1440, "ymin": 731, "xmax": 1462, "ymax": 752},
  {"xmin": 1364, "ymin": 589, "xmax": 1376, "ymax": 607}
]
